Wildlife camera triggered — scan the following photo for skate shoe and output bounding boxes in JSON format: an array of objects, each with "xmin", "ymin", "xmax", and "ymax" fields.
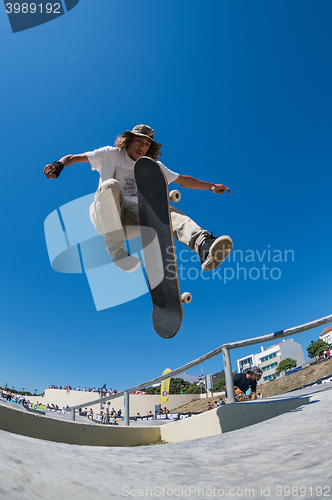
[
  {"xmin": 112, "ymin": 248, "xmax": 141, "ymax": 273},
  {"xmin": 199, "ymin": 234, "xmax": 233, "ymax": 271}
]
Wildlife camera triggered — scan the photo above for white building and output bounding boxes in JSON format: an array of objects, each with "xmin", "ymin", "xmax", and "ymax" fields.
[
  {"xmin": 319, "ymin": 325, "xmax": 332, "ymax": 346},
  {"xmin": 237, "ymin": 339, "xmax": 305, "ymax": 383}
]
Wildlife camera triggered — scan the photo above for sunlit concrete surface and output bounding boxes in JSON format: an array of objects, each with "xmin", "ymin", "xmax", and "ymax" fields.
[
  {"xmin": 0, "ymin": 391, "xmax": 311, "ymax": 446},
  {"xmin": 160, "ymin": 393, "xmax": 311, "ymax": 443},
  {"xmin": 0, "ymin": 384, "xmax": 331, "ymax": 499}
]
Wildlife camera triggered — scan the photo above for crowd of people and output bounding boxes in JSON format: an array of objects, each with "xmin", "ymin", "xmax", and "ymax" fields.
[
  {"xmin": 323, "ymin": 349, "xmax": 331, "ymax": 359},
  {"xmin": 0, "ymin": 389, "xmax": 78, "ymax": 414},
  {"xmin": 46, "ymin": 385, "xmax": 118, "ymax": 395},
  {"xmin": 94, "ymin": 404, "xmax": 123, "ymax": 424},
  {"xmin": 0, "ymin": 390, "xmax": 27, "ymax": 405},
  {"xmin": 207, "ymin": 399, "xmax": 226, "ymax": 410}
]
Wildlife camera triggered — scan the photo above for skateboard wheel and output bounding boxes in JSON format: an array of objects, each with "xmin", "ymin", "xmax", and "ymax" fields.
[
  {"xmin": 181, "ymin": 292, "xmax": 192, "ymax": 304},
  {"xmin": 169, "ymin": 190, "xmax": 181, "ymax": 202}
]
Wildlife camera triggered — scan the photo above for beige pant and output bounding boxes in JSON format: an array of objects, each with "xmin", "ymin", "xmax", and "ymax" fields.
[{"xmin": 89, "ymin": 179, "xmax": 208, "ymax": 256}]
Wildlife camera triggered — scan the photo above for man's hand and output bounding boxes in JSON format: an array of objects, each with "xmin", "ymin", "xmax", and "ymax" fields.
[
  {"xmin": 44, "ymin": 161, "xmax": 63, "ymax": 179},
  {"xmin": 212, "ymin": 183, "xmax": 231, "ymax": 194},
  {"xmin": 43, "ymin": 154, "xmax": 88, "ymax": 179}
]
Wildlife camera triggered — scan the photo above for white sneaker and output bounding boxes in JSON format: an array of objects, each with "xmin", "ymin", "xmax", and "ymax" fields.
[
  {"xmin": 112, "ymin": 249, "xmax": 141, "ymax": 273},
  {"xmin": 199, "ymin": 234, "xmax": 233, "ymax": 271}
]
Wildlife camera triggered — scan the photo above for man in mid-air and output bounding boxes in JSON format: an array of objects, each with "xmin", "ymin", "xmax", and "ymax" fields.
[{"xmin": 44, "ymin": 124, "xmax": 233, "ymax": 273}]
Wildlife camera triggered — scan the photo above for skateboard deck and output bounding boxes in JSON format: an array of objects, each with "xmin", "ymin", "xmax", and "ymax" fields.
[
  {"xmin": 234, "ymin": 387, "xmax": 251, "ymax": 402},
  {"xmin": 134, "ymin": 157, "xmax": 183, "ymax": 339}
]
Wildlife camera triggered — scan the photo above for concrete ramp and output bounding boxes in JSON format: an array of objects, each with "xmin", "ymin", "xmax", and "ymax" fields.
[
  {"xmin": 0, "ymin": 395, "xmax": 311, "ymax": 446},
  {"xmin": 160, "ymin": 395, "xmax": 311, "ymax": 443},
  {"xmin": 0, "ymin": 403, "xmax": 160, "ymax": 447}
]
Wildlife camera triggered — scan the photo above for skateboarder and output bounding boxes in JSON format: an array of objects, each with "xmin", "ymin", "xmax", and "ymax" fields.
[
  {"xmin": 226, "ymin": 366, "xmax": 262, "ymax": 401},
  {"xmin": 44, "ymin": 124, "xmax": 233, "ymax": 273}
]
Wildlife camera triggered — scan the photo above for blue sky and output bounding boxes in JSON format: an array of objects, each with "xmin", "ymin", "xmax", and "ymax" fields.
[{"xmin": 0, "ymin": 1, "xmax": 331, "ymax": 393}]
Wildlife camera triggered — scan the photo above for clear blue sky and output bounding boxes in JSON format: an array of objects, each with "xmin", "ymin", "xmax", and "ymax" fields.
[{"xmin": 1, "ymin": 1, "xmax": 331, "ymax": 393}]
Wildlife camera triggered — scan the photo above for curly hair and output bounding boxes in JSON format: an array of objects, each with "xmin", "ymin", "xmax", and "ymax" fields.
[{"xmin": 115, "ymin": 133, "xmax": 162, "ymax": 161}]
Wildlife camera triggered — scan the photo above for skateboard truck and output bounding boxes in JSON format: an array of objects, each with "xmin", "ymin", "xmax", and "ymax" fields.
[{"xmin": 169, "ymin": 190, "xmax": 191, "ymax": 305}]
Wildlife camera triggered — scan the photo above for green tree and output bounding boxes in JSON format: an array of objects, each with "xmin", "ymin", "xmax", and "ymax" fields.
[
  {"xmin": 184, "ymin": 382, "xmax": 206, "ymax": 394},
  {"xmin": 145, "ymin": 386, "xmax": 159, "ymax": 395},
  {"xmin": 306, "ymin": 340, "xmax": 330, "ymax": 359},
  {"xmin": 169, "ymin": 378, "xmax": 190, "ymax": 394},
  {"xmin": 212, "ymin": 379, "xmax": 226, "ymax": 392},
  {"xmin": 276, "ymin": 358, "xmax": 297, "ymax": 374},
  {"xmin": 145, "ymin": 378, "xmax": 191, "ymax": 395}
]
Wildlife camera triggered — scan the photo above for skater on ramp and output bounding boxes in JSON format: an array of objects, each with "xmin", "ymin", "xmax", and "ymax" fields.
[{"xmin": 226, "ymin": 366, "xmax": 262, "ymax": 402}]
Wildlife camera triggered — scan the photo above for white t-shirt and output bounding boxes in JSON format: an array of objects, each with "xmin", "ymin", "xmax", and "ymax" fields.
[{"xmin": 86, "ymin": 146, "xmax": 179, "ymax": 197}]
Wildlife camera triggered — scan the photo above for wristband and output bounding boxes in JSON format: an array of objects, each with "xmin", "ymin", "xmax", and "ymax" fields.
[
  {"xmin": 210, "ymin": 183, "xmax": 216, "ymax": 191},
  {"xmin": 52, "ymin": 161, "xmax": 64, "ymax": 178}
]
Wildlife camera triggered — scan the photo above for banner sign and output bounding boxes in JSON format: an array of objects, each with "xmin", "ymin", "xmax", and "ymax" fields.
[
  {"xmin": 27, "ymin": 404, "xmax": 47, "ymax": 414},
  {"xmin": 160, "ymin": 368, "xmax": 171, "ymax": 404}
]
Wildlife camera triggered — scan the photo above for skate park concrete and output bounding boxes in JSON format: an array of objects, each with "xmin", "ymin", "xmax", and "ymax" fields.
[
  {"xmin": 0, "ymin": 389, "xmax": 312, "ymax": 447},
  {"xmin": 0, "ymin": 383, "xmax": 331, "ymax": 499}
]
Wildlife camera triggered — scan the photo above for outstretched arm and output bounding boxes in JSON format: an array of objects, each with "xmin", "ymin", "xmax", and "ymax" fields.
[
  {"xmin": 44, "ymin": 154, "xmax": 89, "ymax": 179},
  {"xmin": 173, "ymin": 175, "xmax": 231, "ymax": 194}
]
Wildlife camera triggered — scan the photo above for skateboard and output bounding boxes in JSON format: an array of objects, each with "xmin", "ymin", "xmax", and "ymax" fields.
[
  {"xmin": 134, "ymin": 157, "xmax": 191, "ymax": 339},
  {"xmin": 234, "ymin": 387, "xmax": 251, "ymax": 402}
]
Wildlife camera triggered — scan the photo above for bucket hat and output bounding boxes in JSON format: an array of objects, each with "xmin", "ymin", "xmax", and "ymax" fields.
[{"xmin": 122, "ymin": 124, "xmax": 162, "ymax": 150}]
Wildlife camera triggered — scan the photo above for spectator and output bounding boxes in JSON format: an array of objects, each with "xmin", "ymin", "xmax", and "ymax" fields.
[{"xmin": 102, "ymin": 407, "xmax": 109, "ymax": 424}]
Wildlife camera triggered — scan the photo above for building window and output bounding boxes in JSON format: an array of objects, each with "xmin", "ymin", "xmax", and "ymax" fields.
[
  {"xmin": 239, "ymin": 358, "xmax": 253, "ymax": 372},
  {"xmin": 263, "ymin": 373, "xmax": 281, "ymax": 382},
  {"xmin": 261, "ymin": 352, "xmax": 277, "ymax": 363},
  {"xmin": 262, "ymin": 362, "xmax": 278, "ymax": 372}
]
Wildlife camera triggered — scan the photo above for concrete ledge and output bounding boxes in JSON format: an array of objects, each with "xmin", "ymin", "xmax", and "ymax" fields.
[
  {"xmin": 0, "ymin": 403, "xmax": 160, "ymax": 447},
  {"xmin": 160, "ymin": 396, "xmax": 311, "ymax": 443},
  {"xmin": 0, "ymin": 395, "xmax": 311, "ymax": 447}
]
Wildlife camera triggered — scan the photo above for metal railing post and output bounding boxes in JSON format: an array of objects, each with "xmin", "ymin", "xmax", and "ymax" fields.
[
  {"xmin": 222, "ymin": 347, "xmax": 235, "ymax": 403},
  {"xmin": 71, "ymin": 408, "xmax": 75, "ymax": 421},
  {"xmin": 124, "ymin": 391, "xmax": 129, "ymax": 426}
]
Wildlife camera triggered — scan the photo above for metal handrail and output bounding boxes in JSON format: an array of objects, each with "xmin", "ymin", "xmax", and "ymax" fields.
[{"xmin": 70, "ymin": 313, "xmax": 332, "ymax": 419}]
